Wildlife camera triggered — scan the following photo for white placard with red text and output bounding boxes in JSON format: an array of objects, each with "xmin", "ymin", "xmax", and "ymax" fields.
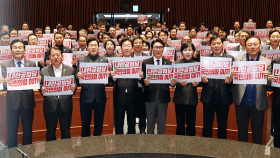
[
  {"xmin": 142, "ymin": 51, "xmax": 150, "ymax": 56},
  {"xmin": 99, "ymin": 48, "xmax": 107, "ymax": 56},
  {"xmin": 146, "ymin": 65, "xmax": 173, "ymax": 83},
  {"xmin": 43, "ymin": 75, "xmax": 74, "ymax": 96},
  {"xmin": 243, "ymin": 22, "xmax": 256, "ymax": 31},
  {"xmin": 18, "ymin": 30, "xmax": 33, "ymax": 41},
  {"xmin": 88, "ymin": 34, "xmax": 98, "ymax": 40},
  {"xmin": 112, "ymin": 58, "xmax": 142, "ymax": 79},
  {"xmin": 225, "ymin": 43, "xmax": 240, "ymax": 52},
  {"xmin": 67, "ymin": 30, "xmax": 77, "ymax": 39},
  {"xmin": 233, "ymin": 61, "xmax": 267, "ymax": 84},
  {"xmin": 192, "ymin": 39, "xmax": 202, "ymax": 50},
  {"xmin": 176, "ymin": 31, "xmax": 189, "ymax": 40},
  {"xmin": 228, "ymin": 51, "xmax": 246, "ymax": 58},
  {"xmin": 255, "ymin": 29, "xmax": 271, "ymax": 40},
  {"xmin": 73, "ymin": 51, "xmax": 88, "ymax": 65},
  {"xmin": 37, "ymin": 38, "xmax": 49, "ymax": 48},
  {"xmin": 7, "ymin": 67, "xmax": 40, "ymax": 90},
  {"xmin": 173, "ymin": 63, "xmax": 201, "ymax": 82},
  {"xmin": 261, "ymin": 50, "xmax": 280, "ymax": 61},
  {"xmin": 227, "ymin": 36, "xmax": 235, "ymax": 43},
  {"xmin": 196, "ymin": 32, "xmax": 207, "ymax": 40},
  {"xmin": 168, "ymin": 40, "xmax": 181, "ymax": 50},
  {"xmin": 62, "ymin": 53, "xmax": 73, "ymax": 67},
  {"xmin": 25, "ymin": 45, "xmax": 45, "ymax": 61},
  {"xmin": 201, "ymin": 57, "xmax": 232, "ymax": 79},
  {"xmin": 112, "ymin": 39, "xmax": 119, "ymax": 46},
  {"xmin": 200, "ymin": 46, "xmax": 212, "ymax": 59},
  {"xmin": 72, "ymin": 41, "xmax": 79, "ymax": 49},
  {"xmin": 138, "ymin": 15, "xmax": 148, "ymax": 23},
  {"xmin": 52, "ymin": 39, "xmax": 71, "ymax": 48},
  {"xmin": 104, "ymin": 57, "xmax": 115, "ymax": 71},
  {"xmin": 0, "ymin": 46, "xmax": 12, "ymax": 61},
  {"xmin": 79, "ymin": 62, "xmax": 108, "ymax": 84},
  {"xmin": 53, "ymin": 29, "xmax": 57, "ymax": 33},
  {"xmin": 43, "ymin": 34, "xmax": 54, "ymax": 43},
  {"xmin": 116, "ymin": 46, "xmax": 122, "ymax": 56},
  {"xmin": 162, "ymin": 47, "xmax": 175, "ymax": 61},
  {"xmin": 176, "ymin": 51, "xmax": 183, "ymax": 61},
  {"xmin": 0, "ymin": 69, "xmax": 3, "ymax": 90},
  {"xmin": 115, "ymin": 30, "xmax": 125, "ymax": 38},
  {"xmin": 272, "ymin": 63, "xmax": 280, "ymax": 87}
]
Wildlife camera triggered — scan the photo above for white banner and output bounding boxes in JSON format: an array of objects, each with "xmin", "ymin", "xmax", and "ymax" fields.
[
  {"xmin": 192, "ymin": 39, "xmax": 202, "ymax": 50},
  {"xmin": 99, "ymin": 48, "xmax": 107, "ymax": 56},
  {"xmin": 173, "ymin": 62, "xmax": 201, "ymax": 82},
  {"xmin": 233, "ymin": 61, "xmax": 267, "ymax": 84},
  {"xmin": 73, "ymin": 51, "xmax": 88, "ymax": 64},
  {"xmin": 112, "ymin": 58, "xmax": 142, "ymax": 79},
  {"xmin": 7, "ymin": 67, "xmax": 40, "ymax": 90},
  {"xmin": 201, "ymin": 57, "xmax": 232, "ymax": 79},
  {"xmin": 255, "ymin": 29, "xmax": 271, "ymax": 40},
  {"xmin": 168, "ymin": 40, "xmax": 181, "ymax": 50},
  {"xmin": 272, "ymin": 63, "xmax": 280, "ymax": 87},
  {"xmin": 0, "ymin": 46, "xmax": 12, "ymax": 61},
  {"xmin": 37, "ymin": 38, "xmax": 49, "ymax": 48},
  {"xmin": 43, "ymin": 75, "xmax": 74, "ymax": 96},
  {"xmin": 79, "ymin": 62, "xmax": 108, "ymax": 84},
  {"xmin": 18, "ymin": 30, "xmax": 33, "ymax": 40},
  {"xmin": 25, "ymin": 45, "xmax": 45, "ymax": 61},
  {"xmin": 261, "ymin": 50, "xmax": 280, "ymax": 61},
  {"xmin": 62, "ymin": 53, "xmax": 73, "ymax": 67},
  {"xmin": 66, "ymin": 30, "xmax": 77, "ymax": 39},
  {"xmin": 43, "ymin": 34, "xmax": 54, "ymax": 43},
  {"xmin": 243, "ymin": 22, "xmax": 256, "ymax": 31},
  {"xmin": 200, "ymin": 45, "xmax": 212, "ymax": 59},
  {"xmin": 228, "ymin": 51, "xmax": 246, "ymax": 58},
  {"xmin": 176, "ymin": 31, "xmax": 189, "ymax": 40},
  {"xmin": 162, "ymin": 47, "xmax": 175, "ymax": 61},
  {"xmin": 52, "ymin": 39, "xmax": 71, "ymax": 48},
  {"xmin": 138, "ymin": 15, "xmax": 148, "ymax": 23},
  {"xmin": 196, "ymin": 32, "xmax": 207, "ymax": 40},
  {"xmin": 146, "ymin": 64, "xmax": 173, "ymax": 83}
]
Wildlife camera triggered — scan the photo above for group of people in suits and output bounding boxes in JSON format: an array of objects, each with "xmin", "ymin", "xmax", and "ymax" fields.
[{"xmin": 1, "ymin": 19, "xmax": 280, "ymax": 150}]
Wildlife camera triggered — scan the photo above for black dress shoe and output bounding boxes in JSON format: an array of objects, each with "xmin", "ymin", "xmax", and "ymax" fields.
[{"xmin": 140, "ymin": 130, "xmax": 146, "ymax": 134}]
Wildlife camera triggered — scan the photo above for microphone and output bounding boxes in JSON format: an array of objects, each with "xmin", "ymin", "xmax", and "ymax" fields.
[{"xmin": 17, "ymin": 148, "xmax": 29, "ymax": 158}]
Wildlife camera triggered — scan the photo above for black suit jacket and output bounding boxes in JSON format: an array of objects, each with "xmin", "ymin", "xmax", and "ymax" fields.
[
  {"xmin": 131, "ymin": 52, "xmax": 150, "ymax": 57},
  {"xmin": 75, "ymin": 55, "xmax": 108, "ymax": 103},
  {"xmin": 40, "ymin": 64, "xmax": 76, "ymax": 112},
  {"xmin": 44, "ymin": 45, "xmax": 73, "ymax": 64},
  {"xmin": 113, "ymin": 78, "xmax": 139, "ymax": 104},
  {"xmin": 173, "ymin": 59, "xmax": 199, "ymax": 105},
  {"xmin": 271, "ymin": 57, "xmax": 280, "ymax": 109},
  {"xmin": 141, "ymin": 57, "xmax": 172, "ymax": 103},
  {"xmin": 1, "ymin": 59, "xmax": 36, "ymax": 110},
  {"xmin": 200, "ymin": 53, "xmax": 234, "ymax": 105}
]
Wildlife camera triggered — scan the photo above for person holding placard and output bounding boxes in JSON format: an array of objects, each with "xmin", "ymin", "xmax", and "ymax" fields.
[
  {"xmin": 179, "ymin": 22, "xmax": 186, "ymax": 31},
  {"xmin": 170, "ymin": 28, "xmax": 178, "ymax": 40},
  {"xmin": 40, "ymin": 46, "xmax": 76, "ymax": 141},
  {"xmin": 100, "ymin": 24, "xmax": 106, "ymax": 33},
  {"xmin": 34, "ymin": 28, "xmax": 43, "ymax": 38},
  {"xmin": 261, "ymin": 29, "xmax": 280, "ymax": 50},
  {"xmin": 159, "ymin": 29, "xmax": 177, "ymax": 61},
  {"xmin": 117, "ymin": 33, "xmax": 126, "ymax": 44},
  {"xmin": 0, "ymin": 39, "xmax": 41, "ymax": 148},
  {"xmin": 232, "ymin": 20, "xmax": 241, "ymax": 36},
  {"xmin": 213, "ymin": 26, "xmax": 220, "ymax": 35},
  {"xmin": 22, "ymin": 22, "xmax": 29, "ymax": 30},
  {"xmin": 76, "ymin": 37, "xmax": 109, "ymax": 137},
  {"xmin": 9, "ymin": 28, "xmax": 18, "ymax": 37},
  {"xmin": 126, "ymin": 26, "xmax": 135, "ymax": 40},
  {"xmin": 145, "ymin": 31, "xmax": 153, "ymax": 40},
  {"xmin": 202, "ymin": 30, "xmax": 217, "ymax": 46},
  {"xmin": 173, "ymin": 42, "xmax": 199, "ymax": 136},
  {"xmin": 79, "ymin": 29, "xmax": 88, "ymax": 39},
  {"xmin": 44, "ymin": 32, "xmax": 72, "ymax": 66},
  {"xmin": 110, "ymin": 37, "xmax": 143, "ymax": 134},
  {"xmin": 231, "ymin": 36, "xmax": 271, "ymax": 144},
  {"xmin": 109, "ymin": 26, "xmax": 117, "ymax": 39},
  {"xmin": 0, "ymin": 32, "xmax": 10, "ymax": 46},
  {"xmin": 44, "ymin": 25, "xmax": 51, "ymax": 34},
  {"xmin": 190, "ymin": 27, "xmax": 197, "ymax": 39},
  {"xmin": 87, "ymin": 24, "xmax": 94, "ymax": 34},
  {"xmin": 57, "ymin": 25, "xmax": 66, "ymax": 37},
  {"xmin": 266, "ymin": 19, "xmax": 274, "ymax": 29},
  {"xmin": 101, "ymin": 32, "xmax": 111, "ymax": 48},
  {"xmin": 102, "ymin": 39, "xmax": 120, "ymax": 58},
  {"xmin": 27, "ymin": 33, "xmax": 45, "ymax": 67},
  {"xmin": 230, "ymin": 29, "xmax": 251, "ymax": 52},
  {"xmin": 140, "ymin": 39, "xmax": 175, "ymax": 134},
  {"xmin": 201, "ymin": 35, "xmax": 234, "ymax": 139},
  {"xmin": 199, "ymin": 22, "xmax": 207, "ymax": 33},
  {"xmin": 219, "ymin": 27, "xmax": 232, "ymax": 43},
  {"xmin": 1, "ymin": 25, "xmax": 9, "ymax": 33},
  {"xmin": 73, "ymin": 35, "xmax": 87, "ymax": 52}
]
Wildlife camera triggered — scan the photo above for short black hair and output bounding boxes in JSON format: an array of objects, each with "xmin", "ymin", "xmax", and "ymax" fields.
[
  {"xmin": 45, "ymin": 25, "xmax": 50, "ymax": 30},
  {"xmin": 190, "ymin": 27, "xmax": 197, "ymax": 32},
  {"xmin": 104, "ymin": 39, "xmax": 116, "ymax": 50},
  {"xmin": 57, "ymin": 25, "xmax": 65, "ymax": 30},
  {"xmin": 117, "ymin": 33, "xmax": 126, "ymax": 41},
  {"xmin": 87, "ymin": 37, "xmax": 99, "ymax": 47},
  {"xmin": 102, "ymin": 32, "xmax": 112, "ymax": 39},
  {"xmin": 133, "ymin": 36, "xmax": 144, "ymax": 45},
  {"xmin": 158, "ymin": 29, "xmax": 168, "ymax": 37},
  {"xmin": 247, "ymin": 17, "xmax": 254, "ymax": 21},
  {"xmin": 269, "ymin": 28, "xmax": 280, "ymax": 38},
  {"xmin": 54, "ymin": 32, "xmax": 63, "ymax": 38},
  {"xmin": 170, "ymin": 28, "xmax": 177, "ymax": 33},
  {"xmin": 179, "ymin": 22, "xmax": 185, "ymax": 26},
  {"xmin": 67, "ymin": 24, "xmax": 72, "ymax": 27},
  {"xmin": 34, "ymin": 28, "xmax": 43, "ymax": 33},
  {"xmin": 0, "ymin": 32, "xmax": 9, "ymax": 38},
  {"xmin": 9, "ymin": 28, "xmax": 17, "ymax": 34},
  {"xmin": 88, "ymin": 23, "xmax": 93, "ymax": 28},
  {"xmin": 210, "ymin": 35, "xmax": 223, "ymax": 45},
  {"xmin": 245, "ymin": 36, "xmax": 261, "ymax": 45},
  {"xmin": 22, "ymin": 22, "xmax": 29, "ymax": 27},
  {"xmin": 207, "ymin": 30, "xmax": 218, "ymax": 37},
  {"xmin": 145, "ymin": 31, "xmax": 154, "ymax": 38},
  {"xmin": 151, "ymin": 39, "xmax": 165, "ymax": 48},
  {"xmin": 267, "ymin": 19, "xmax": 273, "ymax": 23},
  {"xmin": 200, "ymin": 22, "xmax": 206, "ymax": 27},
  {"xmin": 10, "ymin": 39, "xmax": 25, "ymax": 50},
  {"xmin": 28, "ymin": 33, "xmax": 37, "ymax": 41},
  {"xmin": 143, "ymin": 40, "xmax": 150, "ymax": 49},
  {"xmin": 181, "ymin": 41, "xmax": 196, "ymax": 53},
  {"xmin": 55, "ymin": 22, "xmax": 61, "ymax": 27},
  {"xmin": 120, "ymin": 37, "xmax": 133, "ymax": 48},
  {"xmin": 49, "ymin": 46, "xmax": 62, "ymax": 55},
  {"xmin": 219, "ymin": 27, "xmax": 228, "ymax": 35},
  {"xmin": 234, "ymin": 20, "xmax": 240, "ymax": 24},
  {"xmin": 64, "ymin": 32, "xmax": 71, "ymax": 37}
]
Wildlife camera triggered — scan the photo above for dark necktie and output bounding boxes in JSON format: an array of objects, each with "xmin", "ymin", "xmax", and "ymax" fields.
[
  {"xmin": 17, "ymin": 61, "xmax": 22, "ymax": 67},
  {"xmin": 156, "ymin": 60, "xmax": 160, "ymax": 65},
  {"xmin": 250, "ymin": 59, "xmax": 254, "ymax": 61}
]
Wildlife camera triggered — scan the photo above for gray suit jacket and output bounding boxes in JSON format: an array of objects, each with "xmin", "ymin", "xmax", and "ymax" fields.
[
  {"xmin": 261, "ymin": 45, "xmax": 280, "ymax": 50},
  {"xmin": 1, "ymin": 59, "xmax": 36, "ymax": 110},
  {"xmin": 229, "ymin": 45, "xmax": 240, "ymax": 51},
  {"xmin": 232, "ymin": 53, "xmax": 272, "ymax": 111},
  {"xmin": 75, "ymin": 55, "xmax": 108, "ymax": 103},
  {"xmin": 40, "ymin": 63, "xmax": 76, "ymax": 112},
  {"xmin": 101, "ymin": 53, "xmax": 121, "ymax": 57},
  {"xmin": 131, "ymin": 52, "xmax": 149, "ymax": 57},
  {"xmin": 201, "ymin": 40, "xmax": 207, "ymax": 46}
]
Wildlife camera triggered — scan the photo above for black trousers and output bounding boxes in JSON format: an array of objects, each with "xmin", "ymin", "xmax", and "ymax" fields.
[
  {"xmin": 44, "ymin": 101, "xmax": 72, "ymax": 141},
  {"xmin": 80, "ymin": 98, "xmax": 106, "ymax": 137},
  {"xmin": 235, "ymin": 105, "xmax": 265, "ymax": 145},
  {"xmin": 175, "ymin": 103, "xmax": 197, "ymax": 136},
  {"xmin": 137, "ymin": 87, "xmax": 146, "ymax": 131},
  {"xmin": 274, "ymin": 103, "xmax": 280, "ymax": 148},
  {"xmin": 202, "ymin": 92, "xmax": 229, "ymax": 139},
  {"xmin": 115, "ymin": 94, "xmax": 136, "ymax": 134},
  {"xmin": 6, "ymin": 101, "xmax": 34, "ymax": 148}
]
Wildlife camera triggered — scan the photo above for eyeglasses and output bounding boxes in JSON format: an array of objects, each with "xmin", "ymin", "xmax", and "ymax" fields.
[
  {"xmin": 88, "ymin": 44, "xmax": 98, "ymax": 48},
  {"xmin": 153, "ymin": 46, "xmax": 164, "ymax": 50}
]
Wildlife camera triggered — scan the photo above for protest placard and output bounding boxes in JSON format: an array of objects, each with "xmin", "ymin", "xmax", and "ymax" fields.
[
  {"xmin": 62, "ymin": 53, "xmax": 73, "ymax": 67},
  {"xmin": 79, "ymin": 63, "xmax": 108, "ymax": 84},
  {"xmin": 43, "ymin": 75, "xmax": 74, "ymax": 96},
  {"xmin": 162, "ymin": 47, "xmax": 175, "ymax": 61},
  {"xmin": 196, "ymin": 32, "xmax": 207, "ymax": 40},
  {"xmin": 201, "ymin": 57, "xmax": 232, "ymax": 79},
  {"xmin": 0, "ymin": 46, "xmax": 12, "ymax": 61},
  {"xmin": 173, "ymin": 62, "xmax": 201, "ymax": 82},
  {"xmin": 261, "ymin": 50, "xmax": 280, "ymax": 61},
  {"xmin": 18, "ymin": 30, "xmax": 33, "ymax": 40},
  {"xmin": 176, "ymin": 31, "xmax": 189, "ymax": 40},
  {"xmin": 73, "ymin": 51, "xmax": 88, "ymax": 65},
  {"xmin": 146, "ymin": 65, "xmax": 174, "ymax": 83},
  {"xmin": 112, "ymin": 58, "xmax": 142, "ymax": 78},
  {"xmin": 271, "ymin": 63, "xmax": 280, "ymax": 87},
  {"xmin": 138, "ymin": 15, "xmax": 148, "ymax": 23},
  {"xmin": 24, "ymin": 45, "xmax": 45, "ymax": 61},
  {"xmin": 192, "ymin": 39, "xmax": 202, "ymax": 50}
]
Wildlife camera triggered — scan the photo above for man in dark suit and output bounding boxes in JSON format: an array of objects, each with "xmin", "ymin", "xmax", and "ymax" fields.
[
  {"xmin": 261, "ymin": 29, "xmax": 280, "ymax": 50},
  {"xmin": 1, "ymin": 40, "xmax": 41, "ymax": 148},
  {"xmin": 170, "ymin": 28, "xmax": 178, "ymax": 40},
  {"xmin": 44, "ymin": 32, "xmax": 72, "ymax": 66},
  {"xmin": 270, "ymin": 56, "xmax": 280, "ymax": 148},
  {"xmin": 232, "ymin": 36, "xmax": 271, "ymax": 145},
  {"xmin": 140, "ymin": 39, "xmax": 176, "ymax": 134},
  {"xmin": 201, "ymin": 35, "xmax": 234, "ymax": 139},
  {"xmin": 159, "ymin": 29, "xmax": 177, "ymax": 61},
  {"xmin": 73, "ymin": 35, "xmax": 87, "ymax": 52},
  {"xmin": 76, "ymin": 37, "xmax": 109, "ymax": 136},
  {"xmin": 126, "ymin": 26, "xmax": 136, "ymax": 40},
  {"xmin": 229, "ymin": 29, "xmax": 251, "ymax": 52},
  {"xmin": 219, "ymin": 27, "xmax": 233, "ymax": 43},
  {"xmin": 40, "ymin": 46, "xmax": 76, "ymax": 141},
  {"xmin": 131, "ymin": 36, "xmax": 149, "ymax": 134},
  {"xmin": 110, "ymin": 37, "xmax": 142, "ymax": 134}
]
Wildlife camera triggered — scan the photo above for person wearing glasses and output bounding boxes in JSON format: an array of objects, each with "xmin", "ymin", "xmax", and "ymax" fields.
[{"xmin": 231, "ymin": 36, "xmax": 271, "ymax": 144}]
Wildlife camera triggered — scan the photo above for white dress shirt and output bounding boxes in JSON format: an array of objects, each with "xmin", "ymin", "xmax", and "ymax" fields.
[
  {"xmin": 13, "ymin": 58, "xmax": 25, "ymax": 67},
  {"xmin": 153, "ymin": 57, "xmax": 162, "ymax": 65},
  {"xmin": 53, "ymin": 64, "xmax": 62, "ymax": 98},
  {"xmin": 270, "ymin": 46, "xmax": 279, "ymax": 50}
]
